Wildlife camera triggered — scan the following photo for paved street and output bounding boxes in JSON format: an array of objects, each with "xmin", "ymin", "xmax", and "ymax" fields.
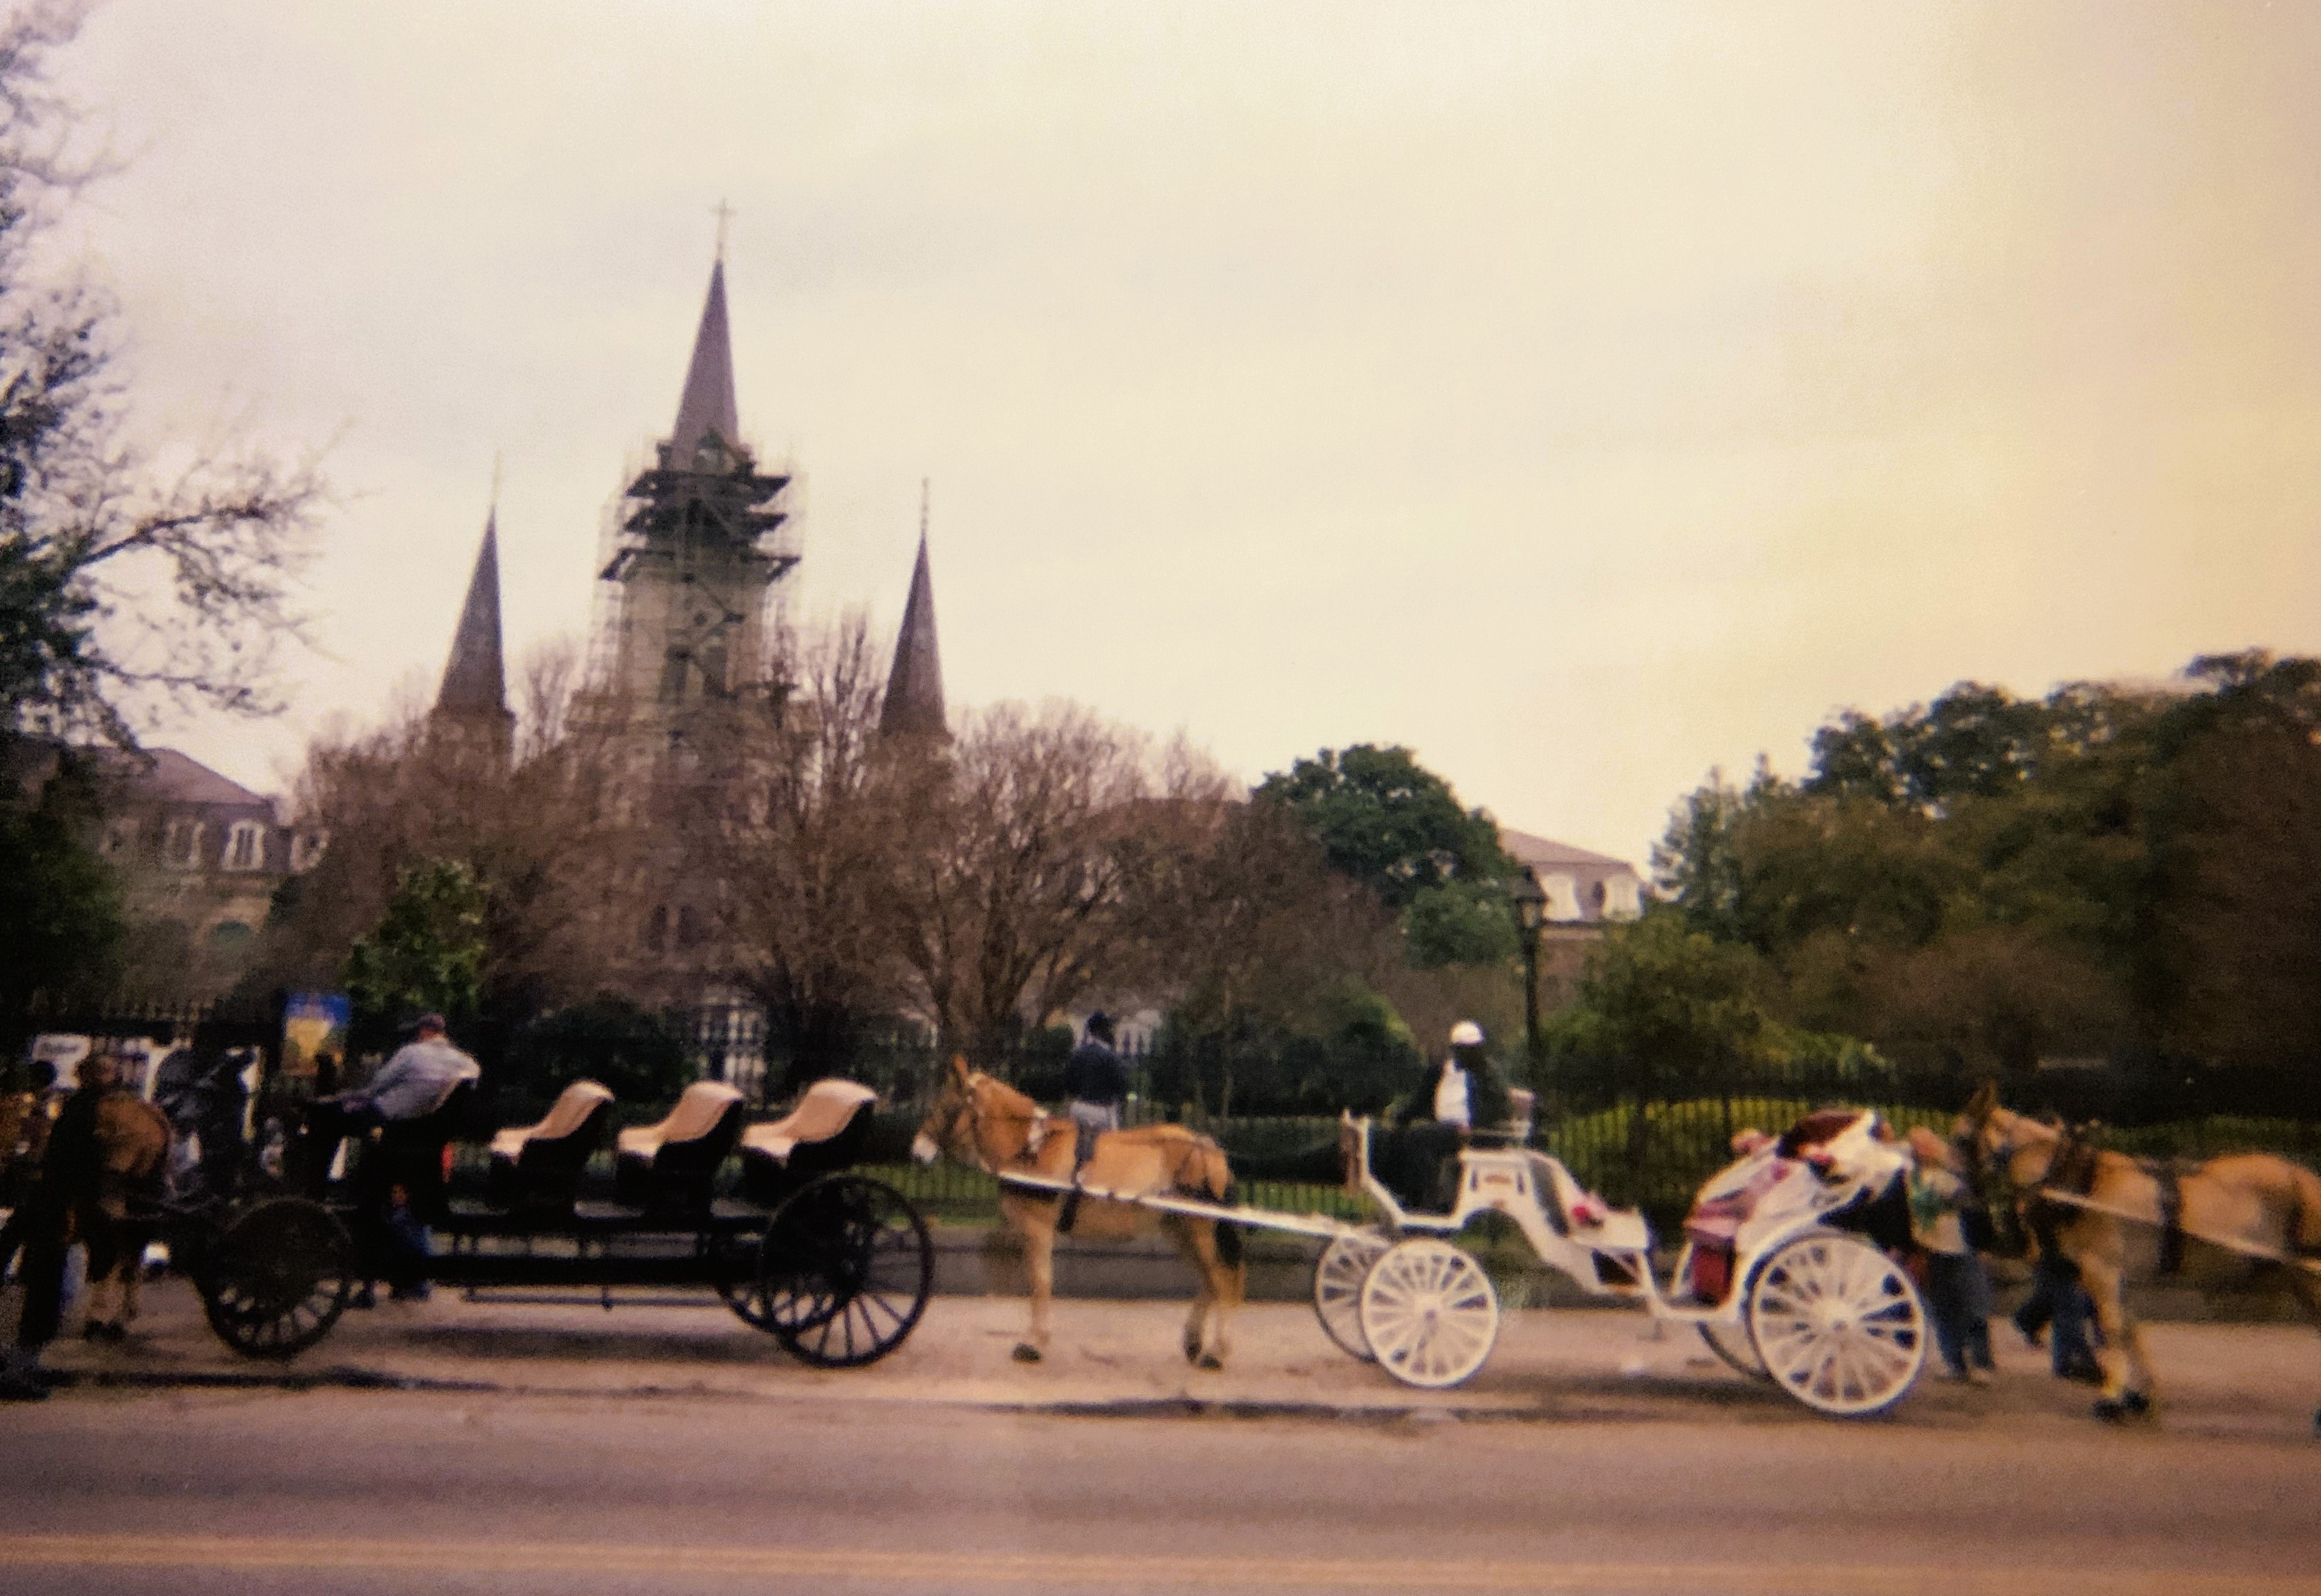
[
  {"xmin": 3, "ymin": 1381, "xmax": 2319, "ymax": 1595},
  {"xmin": 3, "ymin": 1279, "xmax": 2318, "ymax": 1594}
]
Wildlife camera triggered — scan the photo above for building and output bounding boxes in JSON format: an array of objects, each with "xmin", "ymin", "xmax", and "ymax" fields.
[
  {"xmin": 410, "ymin": 249, "xmax": 943, "ymax": 1092},
  {"xmin": 0, "ymin": 736, "xmax": 320, "ymax": 1000},
  {"xmin": 1500, "ymin": 827, "xmax": 1647, "ymax": 1013}
]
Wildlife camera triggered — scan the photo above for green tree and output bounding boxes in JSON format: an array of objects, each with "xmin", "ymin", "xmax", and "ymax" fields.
[
  {"xmin": 1256, "ymin": 744, "xmax": 1512, "ymax": 911},
  {"xmin": 502, "ymin": 996, "xmax": 692, "ymax": 1116},
  {"xmin": 343, "ymin": 859, "xmax": 488, "ymax": 1053},
  {"xmin": 0, "ymin": 746, "xmax": 120, "ymax": 1042}
]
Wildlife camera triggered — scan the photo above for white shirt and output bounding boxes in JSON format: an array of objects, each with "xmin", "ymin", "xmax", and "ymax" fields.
[{"xmin": 1433, "ymin": 1063, "xmax": 1472, "ymax": 1129}]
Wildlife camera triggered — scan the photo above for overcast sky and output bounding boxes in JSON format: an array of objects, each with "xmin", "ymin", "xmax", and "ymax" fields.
[{"xmin": 57, "ymin": 1, "xmax": 2321, "ymax": 865}]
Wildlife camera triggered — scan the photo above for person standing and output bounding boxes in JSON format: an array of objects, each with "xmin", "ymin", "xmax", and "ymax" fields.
[
  {"xmin": 1, "ymin": 1055, "xmax": 117, "ymax": 1400},
  {"xmin": 1907, "ymin": 1125, "xmax": 1995, "ymax": 1384},
  {"xmin": 1063, "ymin": 1012, "xmax": 1130, "ymax": 1176}
]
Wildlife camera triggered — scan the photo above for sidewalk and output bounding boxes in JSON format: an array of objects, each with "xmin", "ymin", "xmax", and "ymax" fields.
[{"xmin": 32, "ymin": 1270, "xmax": 2321, "ymax": 1436}]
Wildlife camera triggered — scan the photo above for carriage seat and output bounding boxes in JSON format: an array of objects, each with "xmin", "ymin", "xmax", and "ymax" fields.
[
  {"xmin": 486, "ymin": 1080, "xmax": 615, "ymax": 1214},
  {"xmin": 613, "ymin": 1081, "xmax": 745, "ymax": 1213},
  {"xmin": 739, "ymin": 1080, "xmax": 877, "ymax": 1206}
]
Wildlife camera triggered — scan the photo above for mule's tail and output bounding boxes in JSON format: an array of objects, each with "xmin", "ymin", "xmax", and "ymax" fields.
[{"xmin": 1214, "ymin": 1183, "xmax": 1245, "ymax": 1268}]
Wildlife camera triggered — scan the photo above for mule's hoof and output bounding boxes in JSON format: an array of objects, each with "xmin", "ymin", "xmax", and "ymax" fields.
[
  {"xmin": 1195, "ymin": 1353, "xmax": 1224, "ymax": 1372},
  {"xmin": 1011, "ymin": 1343, "xmax": 1043, "ymax": 1363},
  {"xmin": 2119, "ymin": 1389, "xmax": 2151, "ymax": 1416}
]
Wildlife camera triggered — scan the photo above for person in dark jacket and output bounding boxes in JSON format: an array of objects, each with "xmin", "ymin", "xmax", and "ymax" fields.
[
  {"xmin": 1063, "ymin": 1012, "xmax": 1131, "ymax": 1175},
  {"xmin": 1, "ymin": 1055, "xmax": 117, "ymax": 1401}
]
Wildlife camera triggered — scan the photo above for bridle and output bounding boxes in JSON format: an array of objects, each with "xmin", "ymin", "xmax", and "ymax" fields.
[{"xmin": 927, "ymin": 1070, "xmax": 1050, "ymax": 1175}]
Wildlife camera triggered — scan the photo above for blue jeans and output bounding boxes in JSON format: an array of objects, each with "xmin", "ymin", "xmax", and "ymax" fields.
[
  {"xmin": 1925, "ymin": 1252, "xmax": 1994, "ymax": 1375},
  {"xmin": 2015, "ymin": 1252, "xmax": 2098, "ymax": 1375}
]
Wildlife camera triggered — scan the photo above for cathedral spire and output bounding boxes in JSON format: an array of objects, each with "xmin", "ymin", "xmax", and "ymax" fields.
[
  {"xmin": 668, "ymin": 257, "xmax": 742, "ymax": 472},
  {"xmin": 881, "ymin": 482, "xmax": 947, "ymax": 739},
  {"xmin": 434, "ymin": 511, "xmax": 514, "ymax": 755}
]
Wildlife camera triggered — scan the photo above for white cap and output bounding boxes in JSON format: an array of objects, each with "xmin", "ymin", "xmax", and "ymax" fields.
[{"xmin": 1448, "ymin": 1020, "xmax": 1485, "ymax": 1047}]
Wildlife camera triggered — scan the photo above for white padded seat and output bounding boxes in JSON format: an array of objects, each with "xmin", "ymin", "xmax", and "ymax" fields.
[
  {"xmin": 490, "ymin": 1080, "xmax": 615, "ymax": 1161},
  {"xmin": 741, "ymin": 1080, "xmax": 877, "ymax": 1167},
  {"xmin": 617, "ymin": 1081, "xmax": 745, "ymax": 1162}
]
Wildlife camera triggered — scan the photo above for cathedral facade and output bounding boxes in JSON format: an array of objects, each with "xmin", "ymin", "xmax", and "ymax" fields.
[{"xmin": 426, "ymin": 252, "xmax": 943, "ymax": 1093}]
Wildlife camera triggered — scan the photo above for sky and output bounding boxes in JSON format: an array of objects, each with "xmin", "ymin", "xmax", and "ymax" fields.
[{"xmin": 52, "ymin": 0, "xmax": 2321, "ymax": 867}]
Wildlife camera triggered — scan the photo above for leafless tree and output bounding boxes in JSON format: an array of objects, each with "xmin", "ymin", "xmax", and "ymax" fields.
[{"xmin": 0, "ymin": 3, "xmax": 326, "ymax": 747}]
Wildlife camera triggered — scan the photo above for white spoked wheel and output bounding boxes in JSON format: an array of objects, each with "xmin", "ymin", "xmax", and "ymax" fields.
[
  {"xmin": 1697, "ymin": 1318, "xmax": 1772, "ymax": 1382},
  {"xmin": 1357, "ymin": 1238, "xmax": 1499, "ymax": 1390},
  {"xmin": 1745, "ymin": 1232, "xmax": 1928, "ymax": 1417},
  {"xmin": 1313, "ymin": 1230, "xmax": 1389, "ymax": 1361}
]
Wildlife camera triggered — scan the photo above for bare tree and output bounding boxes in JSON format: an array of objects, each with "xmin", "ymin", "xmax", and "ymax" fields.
[
  {"xmin": 888, "ymin": 701, "xmax": 1189, "ymax": 1056},
  {"xmin": 0, "ymin": 4, "xmax": 325, "ymax": 746},
  {"xmin": 702, "ymin": 615, "xmax": 908, "ymax": 1086}
]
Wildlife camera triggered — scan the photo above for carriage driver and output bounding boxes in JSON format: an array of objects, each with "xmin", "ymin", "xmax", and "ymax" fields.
[
  {"xmin": 1064, "ymin": 1011, "xmax": 1131, "ymax": 1176},
  {"xmin": 305, "ymin": 1013, "xmax": 479, "ymax": 1146}
]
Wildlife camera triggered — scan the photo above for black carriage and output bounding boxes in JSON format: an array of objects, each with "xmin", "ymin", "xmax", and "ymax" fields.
[{"xmin": 173, "ymin": 1077, "xmax": 933, "ymax": 1370}]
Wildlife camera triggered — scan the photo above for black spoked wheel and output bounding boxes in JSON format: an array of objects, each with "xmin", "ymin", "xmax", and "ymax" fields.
[
  {"xmin": 711, "ymin": 1231, "xmax": 778, "ymax": 1331},
  {"xmin": 198, "ymin": 1197, "xmax": 355, "ymax": 1359},
  {"xmin": 758, "ymin": 1176, "xmax": 932, "ymax": 1369}
]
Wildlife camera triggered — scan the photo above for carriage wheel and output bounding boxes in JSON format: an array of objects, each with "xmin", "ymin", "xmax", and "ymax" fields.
[
  {"xmin": 1312, "ymin": 1230, "xmax": 1388, "ymax": 1361},
  {"xmin": 1357, "ymin": 1238, "xmax": 1499, "ymax": 1390},
  {"xmin": 758, "ymin": 1176, "xmax": 933, "ymax": 1369},
  {"xmin": 711, "ymin": 1236, "xmax": 778, "ymax": 1331},
  {"xmin": 1696, "ymin": 1320, "xmax": 1772, "ymax": 1382},
  {"xmin": 198, "ymin": 1198, "xmax": 355, "ymax": 1359},
  {"xmin": 1745, "ymin": 1232, "xmax": 1927, "ymax": 1417}
]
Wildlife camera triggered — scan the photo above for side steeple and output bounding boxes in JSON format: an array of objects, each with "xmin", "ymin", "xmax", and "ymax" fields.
[
  {"xmin": 433, "ymin": 510, "xmax": 515, "ymax": 761},
  {"xmin": 880, "ymin": 482, "xmax": 947, "ymax": 739}
]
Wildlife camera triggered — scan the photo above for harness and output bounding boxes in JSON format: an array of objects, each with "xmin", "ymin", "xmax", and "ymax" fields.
[{"xmin": 1982, "ymin": 1119, "xmax": 2320, "ymax": 1278}]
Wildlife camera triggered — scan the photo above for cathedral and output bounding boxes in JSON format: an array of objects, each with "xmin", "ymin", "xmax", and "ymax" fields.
[{"xmin": 426, "ymin": 252, "xmax": 946, "ymax": 1090}]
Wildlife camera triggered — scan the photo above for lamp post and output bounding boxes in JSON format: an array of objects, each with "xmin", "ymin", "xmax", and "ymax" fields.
[{"xmin": 1510, "ymin": 866, "xmax": 1548, "ymax": 1092}]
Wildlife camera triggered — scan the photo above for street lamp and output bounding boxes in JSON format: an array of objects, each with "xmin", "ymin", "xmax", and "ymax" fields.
[{"xmin": 1510, "ymin": 866, "xmax": 1548, "ymax": 1095}]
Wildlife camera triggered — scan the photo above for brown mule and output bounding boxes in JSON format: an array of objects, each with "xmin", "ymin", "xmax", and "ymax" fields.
[
  {"xmin": 78, "ymin": 1092, "xmax": 172, "ymax": 1340},
  {"xmin": 913, "ymin": 1056, "xmax": 1245, "ymax": 1367},
  {"xmin": 1959, "ymin": 1083, "xmax": 2321, "ymax": 1434}
]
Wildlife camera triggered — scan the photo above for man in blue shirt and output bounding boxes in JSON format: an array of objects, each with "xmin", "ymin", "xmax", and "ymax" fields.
[{"xmin": 1063, "ymin": 1012, "xmax": 1130, "ymax": 1176}]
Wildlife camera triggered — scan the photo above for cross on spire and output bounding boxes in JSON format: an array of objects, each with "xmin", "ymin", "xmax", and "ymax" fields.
[{"xmin": 711, "ymin": 198, "xmax": 735, "ymax": 261}]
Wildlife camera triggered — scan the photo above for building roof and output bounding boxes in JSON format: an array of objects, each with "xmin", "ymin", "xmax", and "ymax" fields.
[
  {"xmin": 879, "ymin": 527, "xmax": 947, "ymax": 738},
  {"xmin": 435, "ymin": 512, "xmax": 510, "ymax": 720},
  {"xmin": 668, "ymin": 259, "xmax": 742, "ymax": 470},
  {"xmin": 134, "ymin": 747, "xmax": 271, "ymax": 809},
  {"xmin": 1499, "ymin": 827, "xmax": 1639, "ymax": 875}
]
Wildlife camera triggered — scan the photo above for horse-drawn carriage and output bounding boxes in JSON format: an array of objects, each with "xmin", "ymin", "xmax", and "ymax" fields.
[
  {"xmin": 172, "ymin": 1076, "xmax": 934, "ymax": 1369},
  {"xmin": 1307, "ymin": 1106, "xmax": 1928, "ymax": 1414},
  {"xmin": 915, "ymin": 1061, "xmax": 1933, "ymax": 1417}
]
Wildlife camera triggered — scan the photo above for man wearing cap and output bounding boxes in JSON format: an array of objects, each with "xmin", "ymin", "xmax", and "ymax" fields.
[
  {"xmin": 1063, "ymin": 1011, "xmax": 1131, "ymax": 1176},
  {"xmin": 308, "ymin": 1014, "xmax": 479, "ymax": 1143}
]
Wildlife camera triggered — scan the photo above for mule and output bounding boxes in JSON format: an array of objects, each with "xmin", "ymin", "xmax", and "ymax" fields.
[
  {"xmin": 913, "ymin": 1056, "xmax": 1245, "ymax": 1367},
  {"xmin": 77, "ymin": 1090, "xmax": 172, "ymax": 1341},
  {"xmin": 1958, "ymin": 1083, "xmax": 2321, "ymax": 1431}
]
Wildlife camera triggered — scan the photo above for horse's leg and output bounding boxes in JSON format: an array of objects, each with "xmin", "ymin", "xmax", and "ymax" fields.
[
  {"xmin": 1015, "ymin": 1210, "xmax": 1054, "ymax": 1363},
  {"xmin": 1162, "ymin": 1215, "xmax": 1219, "ymax": 1366},
  {"xmin": 2075, "ymin": 1253, "xmax": 2151, "ymax": 1419}
]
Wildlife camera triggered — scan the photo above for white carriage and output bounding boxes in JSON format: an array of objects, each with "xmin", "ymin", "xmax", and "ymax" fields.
[{"xmin": 1309, "ymin": 1105, "xmax": 1929, "ymax": 1415}]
